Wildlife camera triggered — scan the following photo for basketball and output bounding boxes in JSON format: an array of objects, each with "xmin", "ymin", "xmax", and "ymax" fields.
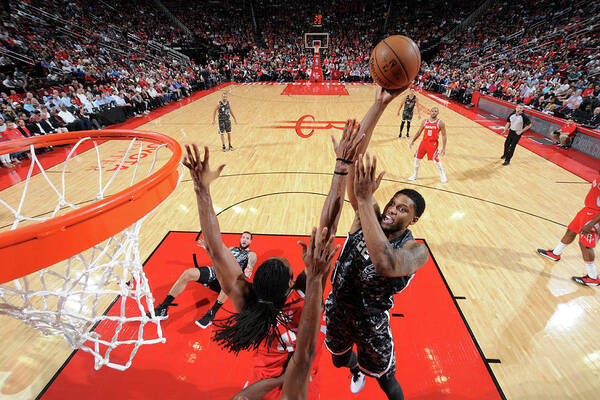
[{"xmin": 369, "ymin": 35, "xmax": 421, "ymax": 89}]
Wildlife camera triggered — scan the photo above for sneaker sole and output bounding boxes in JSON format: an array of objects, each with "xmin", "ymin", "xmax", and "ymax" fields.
[
  {"xmin": 195, "ymin": 320, "xmax": 212, "ymax": 329},
  {"xmin": 536, "ymin": 250, "xmax": 560, "ymax": 262},
  {"xmin": 572, "ymin": 277, "xmax": 600, "ymax": 286}
]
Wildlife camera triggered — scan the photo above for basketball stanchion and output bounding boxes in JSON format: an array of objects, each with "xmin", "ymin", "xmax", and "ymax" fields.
[{"xmin": 0, "ymin": 130, "xmax": 182, "ymax": 370}]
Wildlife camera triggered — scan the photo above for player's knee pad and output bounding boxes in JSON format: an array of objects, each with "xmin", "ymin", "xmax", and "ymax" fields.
[
  {"xmin": 331, "ymin": 350, "xmax": 354, "ymax": 368},
  {"xmin": 195, "ymin": 266, "xmax": 213, "ymax": 283}
]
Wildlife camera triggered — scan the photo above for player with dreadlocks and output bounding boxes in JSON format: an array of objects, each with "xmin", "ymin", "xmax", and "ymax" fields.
[{"xmin": 181, "ymin": 118, "xmax": 364, "ymax": 399}]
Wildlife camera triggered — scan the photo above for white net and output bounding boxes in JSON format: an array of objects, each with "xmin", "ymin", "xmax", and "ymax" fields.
[{"xmin": 0, "ymin": 136, "xmax": 182, "ymax": 370}]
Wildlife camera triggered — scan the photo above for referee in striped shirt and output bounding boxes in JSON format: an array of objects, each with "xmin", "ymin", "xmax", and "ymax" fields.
[{"xmin": 501, "ymin": 104, "xmax": 532, "ymax": 165}]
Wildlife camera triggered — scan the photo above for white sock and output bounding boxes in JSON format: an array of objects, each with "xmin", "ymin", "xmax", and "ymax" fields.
[
  {"xmin": 412, "ymin": 158, "xmax": 420, "ymax": 177},
  {"xmin": 585, "ymin": 262, "xmax": 597, "ymax": 279},
  {"xmin": 434, "ymin": 161, "xmax": 446, "ymax": 177},
  {"xmin": 552, "ymin": 242, "xmax": 568, "ymax": 256}
]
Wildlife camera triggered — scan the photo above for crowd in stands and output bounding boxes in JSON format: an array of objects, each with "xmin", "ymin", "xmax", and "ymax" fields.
[
  {"xmin": 419, "ymin": 0, "xmax": 600, "ymax": 129},
  {"xmin": 2, "ymin": 0, "xmax": 599, "ymax": 168},
  {"xmin": 0, "ymin": 0, "xmax": 222, "ymax": 168}
]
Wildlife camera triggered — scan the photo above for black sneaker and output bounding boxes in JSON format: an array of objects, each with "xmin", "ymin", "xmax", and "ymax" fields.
[
  {"xmin": 147, "ymin": 302, "xmax": 175, "ymax": 319},
  {"xmin": 229, "ymin": 145, "xmax": 234, "ymax": 151},
  {"xmin": 502, "ymin": 160, "xmax": 510, "ymax": 165},
  {"xmin": 500, "ymin": 155, "xmax": 506, "ymax": 159},
  {"xmin": 195, "ymin": 308, "xmax": 216, "ymax": 329},
  {"xmin": 406, "ymin": 134, "xmax": 410, "ymax": 138},
  {"xmin": 222, "ymin": 145, "xmax": 227, "ymax": 152}
]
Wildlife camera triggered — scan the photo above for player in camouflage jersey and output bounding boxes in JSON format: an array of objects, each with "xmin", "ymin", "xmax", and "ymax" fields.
[
  {"xmin": 396, "ymin": 88, "xmax": 421, "ymax": 139},
  {"xmin": 150, "ymin": 232, "xmax": 256, "ymax": 328},
  {"xmin": 325, "ymin": 86, "xmax": 429, "ymax": 400},
  {"xmin": 212, "ymin": 92, "xmax": 238, "ymax": 152}
]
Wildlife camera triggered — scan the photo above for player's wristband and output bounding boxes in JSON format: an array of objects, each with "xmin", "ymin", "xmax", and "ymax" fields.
[
  {"xmin": 334, "ymin": 170, "xmax": 348, "ymax": 175},
  {"xmin": 336, "ymin": 158, "xmax": 353, "ymax": 164}
]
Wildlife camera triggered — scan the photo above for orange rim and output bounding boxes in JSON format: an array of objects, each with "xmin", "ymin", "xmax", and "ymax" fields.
[{"xmin": 0, "ymin": 130, "xmax": 182, "ymax": 284}]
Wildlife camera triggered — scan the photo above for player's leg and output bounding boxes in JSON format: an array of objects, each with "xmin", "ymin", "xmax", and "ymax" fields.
[
  {"xmin": 572, "ymin": 235, "xmax": 599, "ymax": 286},
  {"xmin": 408, "ymin": 145, "xmax": 425, "ymax": 181},
  {"xmin": 197, "ymin": 289, "xmax": 228, "ymax": 329},
  {"xmin": 219, "ymin": 120, "xmax": 227, "ymax": 151},
  {"xmin": 355, "ymin": 312, "xmax": 402, "ymax": 399},
  {"xmin": 399, "ymin": 120, "xmax": 405, "ymax": 138},
  {"xmin": 151, "ymin": 267, "xmax": 201, "ymax": 318},
  {"xmin": 325, "ymin": 300, "xmax": 360, "ymax": 386},
  {"xmin": 538, "ymin": 228, "xmax": 577, "ymax": 261},
  {"xmin": 227, "ymin": 132, "xmax": 233, "ymax": 150},
  {"xmin": 376, "ymin": 375, "xmax": 404, "ymax": 400},
  {"xmin": 539, "ymin": 208, "xmax": 592, "ymax": 261},
  {"xmin": 432, "ymin": 148, "xmax": 447, "ymax": 183},
  {"xmin": 405, "ymin": 120, "xmax": 411, "ymax": 138}
]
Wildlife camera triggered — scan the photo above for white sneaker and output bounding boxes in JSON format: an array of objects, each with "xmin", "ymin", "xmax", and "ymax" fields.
[
  {"xmin": 350, "ymin": 371, "xmax": 366, "ymax": 393},
  {"xmin": 407, "ymin": 174, "xmax": 417, "ymax": 181},
  {"xmin": 441, "ymin": 174, "xmax": 447, "ymax": 183}
]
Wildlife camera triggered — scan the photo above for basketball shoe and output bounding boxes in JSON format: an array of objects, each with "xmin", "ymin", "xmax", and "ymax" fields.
[
  {"xmin": 147, "ymin": 302, "xmax": 176, "ymax": 319},
  {"xmin": 350, "ymin": 371, "xmax": 366, "ymax": 393},
  {"xmin": 536, "ymin": 249, "xmax": 561, "ymax": 261},
  {"xmin": 196, "ymin": 308, "xmax": 216, "ymax": 329},
  {"xmin": 572, "ymin": 275, "xmax": 600, "ymax": 286},
  {"xmin": 407, "ymin": 174, "xmax": 417, "ymax": 181}
]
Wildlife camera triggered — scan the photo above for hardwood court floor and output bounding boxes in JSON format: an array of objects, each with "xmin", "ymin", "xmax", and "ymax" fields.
[{"xmin": 0, "ymin": 84, "xmax": 598, "ymax": 399}]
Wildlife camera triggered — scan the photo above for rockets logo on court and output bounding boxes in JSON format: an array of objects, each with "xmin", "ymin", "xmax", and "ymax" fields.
[{"xmin": 269, "ymin": 115, "xmax": 346, "ymax": 138}]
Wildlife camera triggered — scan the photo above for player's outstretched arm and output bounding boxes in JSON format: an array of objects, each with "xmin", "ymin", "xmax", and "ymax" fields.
[
  {"xmin": 183, "ymin": 144, "xmax": 251, "ymax": 312},
  {"xmin": 347, "ymin": 86, "xmax": 408, "ymax": 210},
  {"xmin": 318, "ymin": 119, "xmax": 364, "ymax": 236},
  {"xmin": 280, "ymin": 227, "xmax": 338, "ymax": 400},
  {"xmin": 354, "ymin": 154, "xmax": 428, "ymax": 277}
]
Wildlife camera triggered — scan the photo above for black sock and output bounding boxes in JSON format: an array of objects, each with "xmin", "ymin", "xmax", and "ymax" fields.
[
  {"xmin": 377, "ymin": 375, "xmax": 404, "ymax": 400},
  {"xmin": 162, "ymin": 294, "xmax": 175, "ymax": 307},
  {"xmin": 211, "ymin": 300, "xmax": 223, "ymax": 313}
]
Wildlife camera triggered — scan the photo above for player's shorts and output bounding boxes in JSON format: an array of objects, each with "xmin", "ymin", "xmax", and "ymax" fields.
[
  {"xmin": 415, "ymin": 141, "xmax": 439, "ymax": 162},
  {"xmin": 402, "ymin": 109, "xmax": 414, "ymax": 121},
  {"xmin": 195, "ymin": 266, "xmax": 221, "ymax": 292},
  {"xmin": 568, "ymin": 207, "xmax": 600, "ymax": 248},
  {"xmin": 324, "ymin": 300, "xmax": 396, "ymax": 379},
  {"xmin": 218, "ymin": 118, "xmax": 231, "ymax": 134}
]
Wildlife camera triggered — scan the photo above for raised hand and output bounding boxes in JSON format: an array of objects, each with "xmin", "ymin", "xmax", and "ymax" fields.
[
  {"xmin": 331, "ymin": 119, "xmax": 365, "ymax": 163},
  {"xmin": 375, "ymin": 84, "xmax": 410, "ymax": 105},
  {"xmin": 182, "ymin": 144, "xmax": 225, "ymax": 192},
  {"xmin": 298, "ymin": 227, "xmax": 339, "ymax": 279},
  {"xmin": 196, "ymin": 238, "xmax": 206, "ymax": 250},
  {"xmin": 354, "ymin": 153, "xmax": 385, "ymax": 201}
]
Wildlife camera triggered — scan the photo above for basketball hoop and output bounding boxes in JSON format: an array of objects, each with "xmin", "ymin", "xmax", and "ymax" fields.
[{"xmin": 0, "ymin": 130, "xmax": 182, "ymax": 370}]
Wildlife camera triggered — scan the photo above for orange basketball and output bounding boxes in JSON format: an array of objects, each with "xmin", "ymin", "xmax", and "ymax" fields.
[{"xmin": 369, "ymin": 35, "xmax": 421, "ymax": 89}]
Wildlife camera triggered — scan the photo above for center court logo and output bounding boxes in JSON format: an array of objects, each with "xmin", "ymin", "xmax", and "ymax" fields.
[{"xmin": 269, "ymin": 115, "xmax": 346, "ymax": 138}]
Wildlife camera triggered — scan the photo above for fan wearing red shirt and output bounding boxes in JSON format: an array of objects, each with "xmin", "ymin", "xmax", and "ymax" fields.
[
  {"xmin": 538, "ymin": 172, "xmax": 600, "ymax": 286},
  {"xmin": 551, "ymin": 118, "xmax": 576, "ymax": 148}
]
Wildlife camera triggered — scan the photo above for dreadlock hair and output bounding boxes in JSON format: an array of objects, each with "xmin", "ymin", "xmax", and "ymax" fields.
[
  {"xmin": 212, "ymin": 258, "xmax": 294, "ymax": 354},
  {"xmin": 395, "ymin": 188, "xmax": 426, "ymax": 217}
]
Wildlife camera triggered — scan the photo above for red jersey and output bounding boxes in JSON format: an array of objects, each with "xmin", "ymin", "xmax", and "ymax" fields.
[
  {"xmin": 562, "ymin": 122, "xmax": 577, "ymax": 138},
  {"xmin": 584, "ymin": 176, "xmax": 600, "ymax": 211},
  {"xmin": 247, "ymin": 289, "xmax": 325, "ymax": 400},
  {"xmin": 422, "ymin": 119, "xmax": 440, "ymax": 143}
]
